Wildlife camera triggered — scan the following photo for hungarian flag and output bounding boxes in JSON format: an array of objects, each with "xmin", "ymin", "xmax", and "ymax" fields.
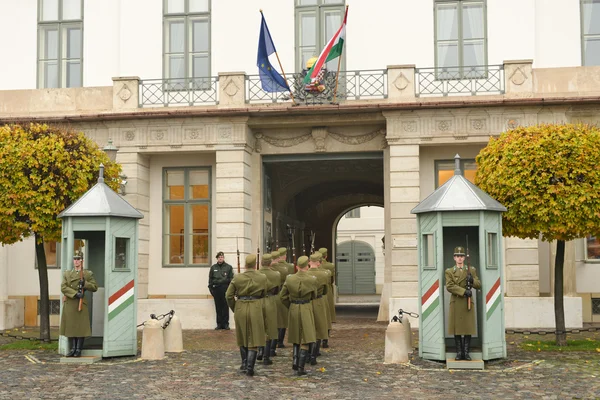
[{"xmin": 303, "ymin": 6, "xmax": 348, "ymax": 85}]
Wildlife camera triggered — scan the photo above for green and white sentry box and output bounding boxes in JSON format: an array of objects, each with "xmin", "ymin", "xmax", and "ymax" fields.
[
  {"xmin": 58, "ymin": 166, "xmax": 143, "ymax": 358},
  {"xmin": 411, "ymin": 155, "xmax": 507, "ymax": 362}
]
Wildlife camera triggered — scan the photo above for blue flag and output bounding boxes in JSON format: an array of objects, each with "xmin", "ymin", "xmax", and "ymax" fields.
[{"xmin": 257, "ymin": 14, "xmax": 289, "ymax": 93}]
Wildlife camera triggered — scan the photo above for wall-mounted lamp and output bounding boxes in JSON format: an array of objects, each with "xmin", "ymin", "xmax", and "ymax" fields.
[{"xmin": 102, "ymin": 139, "xmax": 118, "ymax": 162}]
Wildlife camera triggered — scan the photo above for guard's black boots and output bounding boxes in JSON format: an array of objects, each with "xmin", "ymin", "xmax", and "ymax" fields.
[
  {"xmin": 310, "ymin": 339, "xmax": 321, "ymax": 365},
  {"xmin": 316, "ymin": 339, "xmax": 322, "ymax": 356},
  {"xmin": 239, "ymin": 346, "xmax": 248, "ymax": 371},
  {"xmin": 73, "ymin": 337, "xmax": 84, "ymax": 357},
  {"xmin": 297, "ymin": 349, "xmax": 309, "ymax": 376},
  {"xmin": 263, "ymin": 340, "xmax": 273, "ymax": 365},
  {"xmin": 292, "ymin": 344, "xmax": 300, "ymax": 370},
  {"xmin": 66, "ymin": 337, "xmax": 77, "ymax": 357},
  {"xmin": 463, "ymin": 335, "xmax": 472, "ymax": 361},
  {"xmin": 270, "ymin": 339, "xmax": 277, "ymax": 357},
  {"xmin": 454, "ymin": 335, "xmax": 463, "ymax": 361},
  {"xmin": 256, "ymin": 346, "xmax": 264, "ymax": 361},
  {"xmin": 246, "ymin": 350, "xmax": 258, "ymax": 377},
  {"xmin": 277, "ymin": 328, "xmax": 286, "ymax": 348},
  {"xmin": 322, "ymin": 338, "xmax": 329, "ymax": 348}
]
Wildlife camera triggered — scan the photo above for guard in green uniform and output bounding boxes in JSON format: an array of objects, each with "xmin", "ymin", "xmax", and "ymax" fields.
[
  {"xmin": 319, "ymin": 247, "xmax": 336, "ymax": 348},
  {"xmin": 226, "ymin": 254, "xmax": 268, "ymax": 376},
  {"xmin": 271, "ymin": 250, "xmax": 289, "ymax": 349},
  {"xmin": 307, "ymin": 252, "xmax": 330, "ymax": 365},
  {"xmin": 280, "ymin": 255, "xmax": 318, "ymax": 376},
  {"xmin": 257, "ymin": 253, "xmax": 281, "ymax": 365},
  {"xmin": 60, "ymin": 250, "xmax": 98, "ymax": 357},
  {"xmin": 445, "ymin": 246, "xmax": 481, "ymax": 361},
  {"xmin": 279, "ymin": 247, "xmax": 295, "ymax": 275}
]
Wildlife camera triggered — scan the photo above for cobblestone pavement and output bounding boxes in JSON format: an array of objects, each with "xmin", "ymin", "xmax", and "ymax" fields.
[{"xmin": 1, "ymin": 307, "xmax": 599, "ymax": 400}]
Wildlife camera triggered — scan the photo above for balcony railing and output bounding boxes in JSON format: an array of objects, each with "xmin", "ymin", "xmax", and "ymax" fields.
[
  {"xmin": 246, "ymin": 69, "xmax": 387, "ymax": 104},
  {"xmin": 139, "ymin": 77, "xmax": 219, "ymax": 107},
  {"xmin": 415, "ymin": 65, "xmax": 505, "ymax": 97}
]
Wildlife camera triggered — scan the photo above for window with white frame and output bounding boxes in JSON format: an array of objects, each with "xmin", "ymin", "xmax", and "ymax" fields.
[
  {"xmin": 586, "ymin": 235, "xmax": 600, "ymax": 260},
  {"xmin": 163, "ymin": 168, "xmax": 211, "ymax": 267},
  {"xmin": 434, "ymin": 0, "xmax": 486, "ymax": 78},
  {"xmin": 435, "ymin": 159, "xmax": 477, "ymax": 188},
  {"xmin": 37, "ymin": 0, "xmax": 83, "ymax": 88},
  {"xmin": 581, "ymin": 0, "xmax": 600, "ymax": 66},
  {"xmin": 295, "ymin": 0, "xmax": 345, "ymax": 73},
  {"xmin": 164, "ymin": 0, "xmax": 210, "ymax": 87}
]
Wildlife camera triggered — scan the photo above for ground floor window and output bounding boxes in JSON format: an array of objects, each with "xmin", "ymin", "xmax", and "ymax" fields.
[
  {"xmin": 163, "ymin": 167, "xmax": 211, "ymax": 267},
  {"xmin": 592, "ymin": 298, "xmax": 600, "ymax": 315},
  {"xmin": 586, "ymin": 235, "xmax": 600, "ymax": 260}
]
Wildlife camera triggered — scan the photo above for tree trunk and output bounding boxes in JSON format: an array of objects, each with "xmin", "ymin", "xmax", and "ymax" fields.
[
  {"xmin": 35, "ymin": 233, "xmax": 51, "ymax": 342},
  {"xmin": 554, "ymin": 239, "xmax": 567, "ymax": 346}
]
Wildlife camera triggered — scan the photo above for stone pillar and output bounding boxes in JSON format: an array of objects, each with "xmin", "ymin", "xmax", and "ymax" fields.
[
  {"xmin": 112, "ymin": 77, "xmax": 140, "ymax": 110},
  {"xmin": 118, "ymin": 152, "xmax": 150, "ymax": 299},
  {"xmin": 215, "ymin": 148, "xmax": 253, "ymax": 262},
  {"xmin": 218, "ymin": 72, "xmax": 246, "ymax": 108},
  {"xmin": 503, "ymin": 60, "xmax": 533, "ymax": 97},
  {"xmin": 378, "ymin": 146, "xmax": 392, "ymax": 322},
  {"xmin": 0, "ymin": 245, "xmax": 7, "ymax": 329},
  {"xmin": 505, "ymin": 237, "xmax": 539, "ymax": 297},
  {"xmin": 387, "ymin": 65, "xmax": 416, "ymax": 101}
]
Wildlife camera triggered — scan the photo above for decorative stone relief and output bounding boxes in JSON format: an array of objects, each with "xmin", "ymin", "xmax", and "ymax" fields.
[
  {"xmin": 402, "ymin": 121, "xmax": 417, "ymax": 132},
  {"xmin": 380, "ymin": 136, "xmax": 388, "ymax": 149},
  {"xmin": 509, "ymin": 67, "xmax": 528, "ymax": 86},
  {"xmin": 224, "ymin": 79, "xmax": 239, "ymax": 97},
  {"xmin": 311, "ymin": 128, "xmax": 328, "ymax": 152},
  {"xmin": 393, "ymin": 72, "xmax": 410, "ymax": 91},
  {"xmin": 154, "ymin": 130, "xmax": 166, "ymax": 141},
  {"xmin": 254, "ymin": 132, "xmax": 312, "ymax": 149},
  {"xmin": 471, "ymin": 119, "xmax": 485, "ymax": 131},
  {"xmin": 328, "ymin": 128, "xmax": 384, "ymax": 145},
  {"xmin": 437, "ymin": 120, "xmax": 452, "ymax": 132},
  {"xmin": 185, "ymin": 128, "xmax": 204, "ymax": 141},
  {"xmin": 117, "ymin": 84, "xmax": 132, "ymax": 102},
  {"xmin": 506, "ymin": 118, "xmax": 520, "ymax": 129},
  {"xmin": 125, "ymin": 131, "xmax": 135, "ymax": 141},
  {"xmin": 218, "ymin": 127, "xmax": 232, "ymax": 141},
  {"xmin": 454, "ymin": 135, "xmax": 467, "ymax": 140}
]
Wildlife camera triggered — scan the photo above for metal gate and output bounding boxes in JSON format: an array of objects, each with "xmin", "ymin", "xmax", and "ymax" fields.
[{"xmin": 336, "ymin": 240, "xmax": 376, "ymax": 294}]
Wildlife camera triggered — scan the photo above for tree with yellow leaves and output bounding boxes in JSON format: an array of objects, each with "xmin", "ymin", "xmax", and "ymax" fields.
[
  {"xmin": 476, "ymin": 123, "xmax": 600, "ymax": 346},
  {"xmin": 0, "ymin": 123, "xmax": 120, "ymax": 341}
]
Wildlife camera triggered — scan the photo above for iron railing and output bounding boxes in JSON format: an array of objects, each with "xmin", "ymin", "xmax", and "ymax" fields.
[
  {"xmin": 415, "ymin": 64, "xmax": 504, "ymax": 97},
  {"xmin": 246, "ymin": 69, "xmax": 387, "ymax": 105},
  {"xmin": 139, "ymin": 77, "xmax": 219, "ymax": 107}
]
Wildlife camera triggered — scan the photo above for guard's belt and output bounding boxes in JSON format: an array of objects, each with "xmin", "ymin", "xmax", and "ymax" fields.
[
  {"xmin": 267, "ymin": 287, "xmax": 279, "ymax": 296},
  {"xmin": 291, "ymin": 299, "xmax": 311, "ymax": 304},
  {"xmin": 315, "ymin": 294, "xmax": 323, "ymax": 299},
  {"xmin": 238, "ymin": 296, "xmax": 263, "ymax": 300}
]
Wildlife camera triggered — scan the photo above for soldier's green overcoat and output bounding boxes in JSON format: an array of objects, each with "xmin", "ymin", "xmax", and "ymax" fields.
[
  {"xmin": 445, "ymin": 265, "xmax": 481, "ymax": 335},
  {"xmin": 321, "ymin": 260, "xmax": 336, "ymax": 323},
  {"xmin": 286, "ymin": 261, "xmax": 295, "ymax": 276},
  {"xmin": 226, "ymin": 270, "xmax": 267, "ymax": 347},
  {"xmin": 280, "ymin": 270, "xmax": 317, "ymax": 345},
  {"xmin": 60, "ymin": 269, "xmax": 98, "ymax": 337},
  {"xmin": 272, "ymin": 261, "xmax": 289, "ymax": 329},
  {"xmin": 307, "ymin": 267, "xmax": 329, "ymax": 339},
  {"xmin": 258, "ymin": 266, "xmax": 281, "ymax": 340}
]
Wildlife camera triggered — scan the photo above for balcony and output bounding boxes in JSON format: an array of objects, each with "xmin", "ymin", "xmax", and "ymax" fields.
[{"xmin": 4, "ymin": 60, "xmax": 600, "ymax": 118}]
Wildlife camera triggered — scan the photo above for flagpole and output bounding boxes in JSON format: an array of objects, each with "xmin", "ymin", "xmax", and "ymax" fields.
[
  {"xmin": 332, "ymin": 5, "xmax": 348, "ymax": 104},
  {"xmin": 260, "ymin": 10, "xmax": 295, "ymax": 104}
]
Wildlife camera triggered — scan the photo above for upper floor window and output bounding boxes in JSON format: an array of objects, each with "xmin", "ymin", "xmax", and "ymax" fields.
[
  {"xmin": 163, "ymin": 168, "xmax": 211, "ymax": 267},
  {"xmin": 586, "ymin": 235, "xmax": 600, "ymax": 260},
  {"xmin": 295, "ymin": 0, "xmax": 345, "ymax": 72},
  {"xmin": 582, "ymin": 0, "xmax": 600, "ymax": 66},
  {"xmin": 345, "ymin": 208, "xmax": 360, "ymax": 218},
  {"xmin": 435, "ymin": 159, "xmax": 477, "ymax": 188},
  {"xmin": 434, "ymin": 0, "xmax": 486, "ymax": 78},
  {"xmin": 163, "ymin": 0, "xmax": 211, "ymax": 84},
  {"xmin": 37, "ymin": 0, "xmax": 83, "ymax": 88}
]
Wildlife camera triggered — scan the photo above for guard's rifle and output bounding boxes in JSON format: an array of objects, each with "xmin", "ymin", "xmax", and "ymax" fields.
[
  {"xmin": 310, "ymin": 231, "xmax": 316, "ymax": 254},
  {"xmin": 236, "ymin": 237, "xmax": 241, "ymax": 274},
  {"xmin": 256, "ymin": 246, "xmax": 260, "ymax": 270},
  {"xmin": 290, "ymin": 225, "xmax": 297, "ymax": 272},
  {"xmin": 466, "ymin": 235, "xmax": 473, "ymax": 311},
  {"xmin": 77, "ymin": 259, "xmax": 85, "ymax": 312},
  {"xmin": 275, "ymin": 220, "xmax": 279, "ymax": 250}
]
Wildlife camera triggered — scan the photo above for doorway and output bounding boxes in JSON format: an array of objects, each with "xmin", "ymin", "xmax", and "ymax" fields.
[{"xmin": 336, "ymin": 240, "xmax": 376, "ymax": 294}]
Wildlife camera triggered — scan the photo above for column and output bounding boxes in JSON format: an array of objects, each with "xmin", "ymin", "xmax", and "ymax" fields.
[
  {"xmin": 0, "ymin": 245, "xmax": 7, "ymax": 329},
  {"xmin": 215, "ymin": 148, "xmax": 253, "ymax": 263},
  {"xmin": 118, "ymin": 152, "xmax": 150, "ymax": 299}
]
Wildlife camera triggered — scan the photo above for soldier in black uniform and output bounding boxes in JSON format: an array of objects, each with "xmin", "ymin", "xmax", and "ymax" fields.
[{"xmin": 208, "ymin": 251, "xmax": 234, "ymax": 330}]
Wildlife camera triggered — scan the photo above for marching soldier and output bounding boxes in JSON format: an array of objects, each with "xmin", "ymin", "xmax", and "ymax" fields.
[
  {"xmin": 280, "ymin": 255, "xmax": 318, "ymax": 376},
  {"xmin": 271, "ymin": 250, "xmax": 289, "ymax": 349},
  {"xmin": 226, "ymin": 254, "xmax": 267, "ymax": 377},
  {"xmin": 60, "ymin": 250, "xmax": 98, "ymax": 357},
  {"xmin": 257, "ymin": 253, "xmax": 280, "ymax": 365},
  {"xmin": 307, "ymin": 252, "xmax": 330, "ymax": 365},
  {"xmin": 279, "ymin": 247, "xmax": 295, "ymax": 276},
  {"xmin": 445, "ymin": 246, "xmax": 481, "ymax": 361},
  {"xmin": 319, "ymin": 247, "xmax": 336, "ymax": 348}
]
